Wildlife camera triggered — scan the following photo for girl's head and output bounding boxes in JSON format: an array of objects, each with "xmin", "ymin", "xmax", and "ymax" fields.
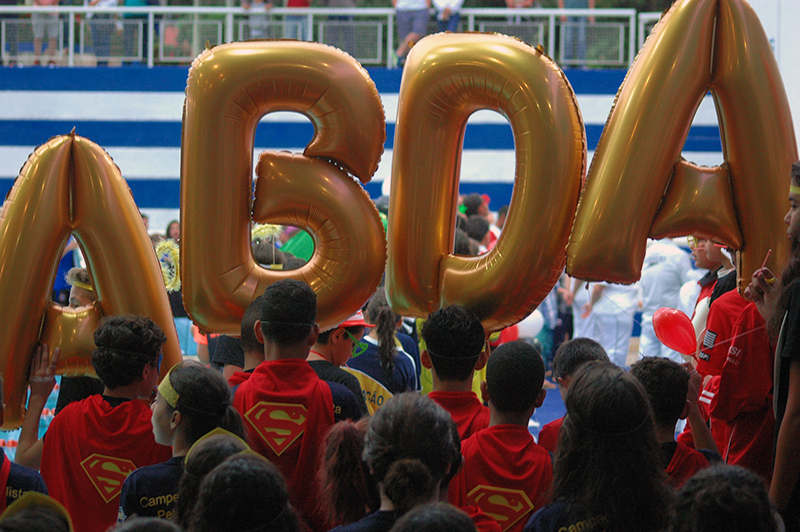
[
  {"xmin": 770, "ymin": 161, "xmax": 800, "ymax": 337},
  {"xmin": 553, "ymin": 361, "xmax": 670, "ymax": 532},
  {"xmin": 785, "ymin": 161, "xmax": 800, "ymax": 249},
  {"xmin": 365, "ymin": 289, "xmax": 401, "ymax": 383},
  {"xmin": 65, "ymin": 267, "xmax": 96, "ymax": 308},
  {"xmin": 189, "ymin": 453, "xmax": 301, "ymax": 532},
  {"xmin": 174, "ymin": 430, "xmax": 250, "ymax": 529},
  {"xmin": 151, "ymin": 361, "xmax": 245, "ymax": 448},
  {"xmin": 364, "ymin": 393, "xmax": 460, "ymax": 516},
  {"xmin": 318, "ymin": 418, "xmax": 380, "ymax": 526},
  {"xmin": 165, "ymin": 220, "xmax": 180, "ymax": 241}
]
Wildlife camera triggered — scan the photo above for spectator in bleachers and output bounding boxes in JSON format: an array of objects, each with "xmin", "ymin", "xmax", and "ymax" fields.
[
  {"xmin": 432, "ymin": 0, "xmax": 460, "ymax": 32},
  {"xmin": 557, "ymin": 0, "xmax": 594, "ymax": 64},
  {"xmin": 393, "ymin": 0, "xmax": 428, "ymax": 65},
  {"xmin": 0, "ymin": 0, "xmax": 21, "ymax": 66},
  {"xmin": 32, "ymin": 0, "xmax": 60, "ymax": 65},
  {"xmin": 86, "ymin": 0, "xmax": 117, "ymax": 66}
]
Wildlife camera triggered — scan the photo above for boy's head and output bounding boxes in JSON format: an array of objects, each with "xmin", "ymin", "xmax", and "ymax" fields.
[
  {"xmin": 241, "ymin": 296, "xmax": 265, "ymax": 356},
  {"xmin": 552, "ymin": 337, "xmax": 609, "ymax": 384},
  {"xmin": 258, "ymin": 280, "xmax": 317, "ymax": 347},
  {"xmin": 421, "ymin": 306, "xmax": 486, "ymax": 382},
  {"xmin": 629, "ymin": 356, "xmax": 689, "ymax": 430},
  {"xmin": 92, "ymin": 315, "xmax": 166, "ymax": 391},
  {"xmin": 485, "ymin": 341, "xmax": 545, "ymax": 414}
]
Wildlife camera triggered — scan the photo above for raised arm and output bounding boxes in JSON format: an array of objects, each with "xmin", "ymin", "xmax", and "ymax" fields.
[{"xmin": 16, "ymin": 344, "xmax": 59, "ymax": 469}]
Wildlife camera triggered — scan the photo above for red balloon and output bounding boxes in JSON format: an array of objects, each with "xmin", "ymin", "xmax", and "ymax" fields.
[{"xmin": 652, "ymin": 307, "xmax": 697, "ymax": 355}]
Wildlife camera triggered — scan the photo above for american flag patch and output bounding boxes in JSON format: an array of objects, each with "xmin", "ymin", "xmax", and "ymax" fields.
[{"xmin": 703, "ymin": 330, "xmax": 717, "ymax": 349}]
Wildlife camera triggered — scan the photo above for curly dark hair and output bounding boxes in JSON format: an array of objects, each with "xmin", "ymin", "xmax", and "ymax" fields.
[{"xmin": 91, "ymin": 315, "xmax": 166, "ymax": 389}]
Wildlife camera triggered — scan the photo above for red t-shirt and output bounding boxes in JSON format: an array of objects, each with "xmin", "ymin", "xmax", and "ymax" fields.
[
  {"xmin": 233, "ymin": 359, "xmax": 336, "ymax": 532},
  {"xmin": 537, "ymin": 417, "xmax": 563, "ymax": 454},
  {"xmin": 40, "ymin": 395, "xmax": 172, "ymax": 532},
  {"xmin": 427, "ymin": 391, "xmax": 490, "ymax": 440},
  {"xmin": 449, "ymin": 425, "xmax": 553, "ymax": 532},
  {"xmin": 705, "ymin": 303, "xmax": 775, "ymax": 482},
  {"xmin": 665, "ymin": 441, "xmax": 709, "ymax": 488},
  {"xmin": 696, "ymin": 290, "xmax": 749, "ymax": 378}
]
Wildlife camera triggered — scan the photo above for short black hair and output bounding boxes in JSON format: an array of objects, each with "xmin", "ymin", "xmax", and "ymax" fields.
[
  {"xmin": 92, "ymin": 316, "xmax": 166, "ymax": 390},
  {"xmin": 421, "ymin": 306, "xmax": 485, "ymax": 382},
  {"xmin": 462, "ymin": 193, "xmax": 483, "ymax": 217},
  {"xmin": 453, "ymin": 229, "xmax": 473, "ymax": 256},
  {"xmin": 670, "ymin": 464, "xmax": 777, "ymax": 532},
  {"xmin": 241, "ymin": 296, "xmax": 264, "ymax": 355},
  {"xmin": 630, "ymin": 357, "xmax": 689, "ymax": 429},
  {"xmin": 465, "ymin": 215, "xmax": 490, "ymax": 242},
  {"xmin": 486, "ymin": 341, "xmax": 544, "ymax": 414},
  {"xmin": 551, "ymin": 338, "xmax": 609, "ymax": 381},
  {"xmin": 260, "ymin": 280, "xmax": 316, "ymax": 346}
]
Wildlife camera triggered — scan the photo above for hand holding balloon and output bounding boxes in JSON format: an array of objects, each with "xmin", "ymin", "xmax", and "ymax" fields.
[{"xmin": 652, "ymin": 307, "xmax": 696, "ymax": 355}]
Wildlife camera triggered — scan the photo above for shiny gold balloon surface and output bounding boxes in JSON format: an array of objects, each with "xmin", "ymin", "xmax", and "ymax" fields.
[
  {"xmin": 182, "ymin": 41, "xmax": 385, "ymax": 334},
  {"xmin": 0, "ymin": 134, "xmax": 180, "ymax": 429},
  {"xmin": 386, "ymin": 33, "xmax": 585, "ymax": 333},
  {"xmin": 649, "ymin": 161, "xmax": 742, "ymax": 247},
  {"xmin": 250, "ymin": 151, "xmax": 386, "ymax": 332},
  {"xmin": 567, "ymin": 0, "xmax": 796, "ymax": 291}
]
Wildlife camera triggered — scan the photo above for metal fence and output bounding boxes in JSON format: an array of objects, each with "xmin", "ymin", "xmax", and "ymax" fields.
[{"xmin": 0, "ymin": 5, "xmax": 638, "ymax": 68}]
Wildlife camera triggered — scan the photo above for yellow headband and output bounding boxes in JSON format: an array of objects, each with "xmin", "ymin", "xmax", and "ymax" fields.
[
  {"xmin": 158, "ymin": 364, "xmax": 180, "ymax": 409},
  {"xmin": 791, "ymin": 185, "xmax": 800, "ymax": 195},
  {"xmin": 71, "ymin": 280, "xmax": 93, "ymax": 292}
]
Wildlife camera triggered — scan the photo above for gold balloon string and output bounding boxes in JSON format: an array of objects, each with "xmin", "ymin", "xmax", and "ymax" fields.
[{"xmin": 155, "ymin": 239, "xmax": 181, "ymax": 292}]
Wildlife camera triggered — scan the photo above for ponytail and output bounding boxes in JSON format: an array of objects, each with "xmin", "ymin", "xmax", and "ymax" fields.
[
  {"xmin": 366, "ymin": 290, "xmax": 399, "ymax": 385},
  {"xmin": 383, "ymin": 459, "xmax": 435, "ymax": 517}
]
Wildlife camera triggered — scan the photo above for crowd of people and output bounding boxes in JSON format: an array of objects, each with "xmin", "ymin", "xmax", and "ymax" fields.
[{"xmin": 0, "ymin": 161, "xmax": 799, "ymax": 532}]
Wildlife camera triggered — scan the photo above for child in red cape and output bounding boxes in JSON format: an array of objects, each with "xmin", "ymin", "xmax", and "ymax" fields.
[
  {"xmin": 232, "ymin": 279, "xmax": 362, "ymax": 532},
  {"xmin": 17, "ymin": 316, "xmax": 173, "ymax": 532},
  {"xmin": 422, "ymin": 305, "xmax": 490, "ymax": 440},
  {"xmin": 449, "ymin": 341, "xmax": 553, "ymax": 532}
]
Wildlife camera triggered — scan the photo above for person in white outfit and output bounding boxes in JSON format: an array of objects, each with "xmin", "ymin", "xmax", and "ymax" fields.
[
  {"xmin": 638, "ymin": 238, "xmax": 695, "ymax": 362},
  {"xmin": 581, "ymin": 282, "xmax": 639, "ymax": 368}
]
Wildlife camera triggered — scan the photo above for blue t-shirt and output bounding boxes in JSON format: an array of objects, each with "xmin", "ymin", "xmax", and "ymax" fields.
[
  {"xmin": 346, "ymin": 336, "xmax": 418, "ymax": 394},
  {"xmin": 118, "ymin": 455, "xmax": 183, "ymax": 521},
  {"xmin": 3, "ymin": 453, "xmax": 48, "ymax": 506}
]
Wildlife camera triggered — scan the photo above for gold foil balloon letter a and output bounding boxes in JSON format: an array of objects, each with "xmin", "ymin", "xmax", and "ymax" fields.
[
  {"xmin": 567, "ymin": 0, "xmax": 797, "ymax": 291},
  {"xmin": 0, "ymin": 134, "xmax": 180, "ymax": 429}
]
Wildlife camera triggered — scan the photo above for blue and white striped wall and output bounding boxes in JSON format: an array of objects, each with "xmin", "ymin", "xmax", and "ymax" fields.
[{"xmin": 0, "ymin": 67, "xmax": 723, "ymax": 230}]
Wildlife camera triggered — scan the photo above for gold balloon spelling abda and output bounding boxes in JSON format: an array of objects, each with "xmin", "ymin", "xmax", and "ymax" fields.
[
  {"xmin": 567, "ymin": 0, "xmax": 796, "ymax": 291},
  {"xmin": 181, "ymin": 41, "xmax": 386, "ymax": 334},
  {"xmin": 0, "ymin": 134, "xmax": 181, "ymax": 429},
  {"xmin": 386, "ymin": 33, "xmax": 585, "ymax": 333}
]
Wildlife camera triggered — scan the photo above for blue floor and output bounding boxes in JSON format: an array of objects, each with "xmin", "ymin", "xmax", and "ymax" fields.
[{"xmin": 530, "ymin": 384, "xmax": 566, "ymax": 442}]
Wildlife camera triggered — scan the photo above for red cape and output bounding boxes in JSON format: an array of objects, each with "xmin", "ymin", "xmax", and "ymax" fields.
[
  {"xmin": 449, "ymin": 425, "xmax": 553, "ymax": 532},
  {"xmin": 428, "ymin": 391, "xmax": 490, "ymax": 440},
  {"xmin": 40, "ymin": 395, "xmax": 172, "ymax": 532},
  {"xmin": 233, "ymin": 359, "xmax": 335, "ymax": 532}
]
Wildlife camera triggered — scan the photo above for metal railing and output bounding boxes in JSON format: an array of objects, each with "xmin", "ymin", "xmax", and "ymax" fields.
[
  {"xmin": 637, "ymin": 11, "xmax": 661, "ymax": 51},
  {"xmin": 0, "ymin": 5, "xmax": 637, "ymax": 68}
]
